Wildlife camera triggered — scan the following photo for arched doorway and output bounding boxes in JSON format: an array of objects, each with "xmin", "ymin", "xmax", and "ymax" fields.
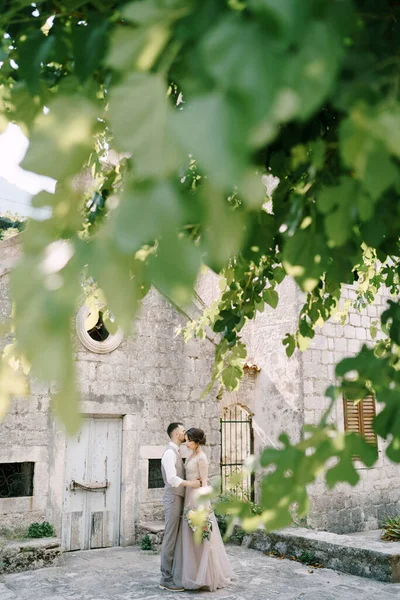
[{"xmin": 220, "ymin": 404, "xmax": 254, "ymax": 501}]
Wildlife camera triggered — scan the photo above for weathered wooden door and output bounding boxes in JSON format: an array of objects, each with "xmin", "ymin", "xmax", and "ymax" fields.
[{"xmin": 62, "ymin": 417, "xmax": 122, "ymax": 551}]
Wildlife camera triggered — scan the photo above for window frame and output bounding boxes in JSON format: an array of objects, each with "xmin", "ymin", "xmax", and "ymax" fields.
[
  {"xmin": 147, "ymin": 458, "xmax": 164, "ymax": 489},
  {"xmin": 0, "ymin": 461, "xmax": 35, "ymax": 499},
  {"xmin": 343, "ymin": 394, "xmax": 378, "ymax": 449}
]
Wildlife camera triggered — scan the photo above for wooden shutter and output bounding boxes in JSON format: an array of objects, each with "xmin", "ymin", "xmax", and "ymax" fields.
[{"xmin": 343, "ymin": 395, "xmax": 377, "ymax": 447}]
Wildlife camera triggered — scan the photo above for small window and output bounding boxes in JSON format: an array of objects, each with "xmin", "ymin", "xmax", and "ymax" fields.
[
  {"xmin": 343, "ymin": 395, "xmax": 377, "ymax": 447},
  {"xmin": 0, "ymin": 462, "xmax": 34, "ymax": 498},
  {"xmin": 76, "ymin": 304, "xmax": 124, "ymax": 354},
  {"xmin": 87, "ymin": 311, "xmax": 110, "ymax": 342},
  {"xmin": 148, "ymin": 459, "xmax": 163, "ymax": 489}
]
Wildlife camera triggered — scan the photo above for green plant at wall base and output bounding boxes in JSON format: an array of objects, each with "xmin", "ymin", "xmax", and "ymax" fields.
[
  {"xmin": 381, "ymin": 517, "xmax": 400, "ymax": 541},
  {"xmin": 229, "ymin": 527, "xmax": 246, "ymax": 546},
  {"xmin": 26, "ymin": 522, "xmax": 55, "ymax": 539},
  {"xmin": 1, "ymin": 0, "xmax": 400, "ymax": 533},
  {"xmin": 140, "ymin": 534, "xmax": 153, "ymax": 551},
  {"xmin": 298, "ymin": 551, "xmax": 318, "ymax": 566}
]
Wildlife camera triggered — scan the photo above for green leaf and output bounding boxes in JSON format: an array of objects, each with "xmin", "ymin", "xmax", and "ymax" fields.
[
  {"xmin": 122, "ymin": 0, "xmax": 188, "ymax": 25},
  {"xmin": 72, "ymin": 18, "xmax": 109, "ymax": 82},
  {"xmin": 222, "ymin": 365, "xmax": 242, "ymax": 390},
  {"xmin": 381, "ymin": 301, "xmax": 400, "ymax": 346},
  {"xmin": 317, "ymin": 179, "xmax": 358, "ymax": 246},
  {"xmin": 340, "ymin": 112, "xmax": 398, "ymax": 202},
  {"xmin": 200, "ymin": 15, "xmax": 282, "ymax": 126},
  {"xmin": 108, "ymin": 72, "xmax": 181, "ymax": 177},
  {"xmin": 283, "ymin": 21, "xmax": 344, "ymax": 119},
  {"xmin": 283, "ymin": 333, "xmax": 295, "ymax": 357},
  {"xmin": 18, "ymin": 30, "xmax": 55, "ymax": 94},
  {"xmin": 272, "ymin": 266, "xmax": 286, "ymax": 284},
  {"xmin": 325, "ymin": 453, "xmax": 359, "ymax": 488},
  {"xmin": 85, "ymin": 308, "xmax": 100, "ymax": 330},
  {"xmin": 362, "ymin": 149, "xmax": 398, "ymax": 202},
  {"xmin": 82, "ymin": 238, "xmax": 141, "ymax": 330},
  {"xmin": 263, "ymin": 287, "xmax": 278, "ymax": 309},
  {"xmin": 8, "ymin": 82, "xmax": 43, "ymax": 128},
  {"xmin": 111, "ymin": 180, "xmax": 183, "ymax": 253},
  {"xmin": 283, "ymin": 229, "xmax": 327, "ymax": 291},
  {"xmin": 375, "ymin": 109, "xmax": 400, "ymax": 160},
  {"xmin": 172, "ymin": 92, "xmax": 248, "ymax": 189},
  {"xmin": 247, "ymin": 0, "xmax": 313, "ymax": 43},
  {"xmin": 103, "ymin": 316, "xmax": 119, "ymax": 335},
  {"xmin": 370, "ymin": 320, "xmax": 378, "ymax": 340},
  {"xmin": 202, "ymin": 186, "xmax": 245, "ymax": 270},
  {"xmin": 52, "ymin": 377, "xmax": 81, "ymax": 435},
  {"xmin": 106, "ymin": 26, "xmax": 149, "ymax": 71},
  {"xmin": 21, "ymin": 96, "xmax": 97, "ymax": 180},
  {"xmin": 148, "ymin": 235, "xmax": 202, "ymax": 307}
]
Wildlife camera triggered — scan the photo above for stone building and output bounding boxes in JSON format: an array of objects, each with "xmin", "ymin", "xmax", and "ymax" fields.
[{"xmin": 0, "ymin": 232, "xmax": 398, "ymax": 552}]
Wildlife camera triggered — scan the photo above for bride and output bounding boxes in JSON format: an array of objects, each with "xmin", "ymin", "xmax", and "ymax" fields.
[{"xmin": 173, "ymin": 427, "xmax": 234, "ymax": 591}]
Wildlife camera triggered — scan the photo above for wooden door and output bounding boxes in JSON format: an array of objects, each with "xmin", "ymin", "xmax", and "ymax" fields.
[{"xmin": 62, "ymin": 417, "xmax": 122, "ymax": 551}]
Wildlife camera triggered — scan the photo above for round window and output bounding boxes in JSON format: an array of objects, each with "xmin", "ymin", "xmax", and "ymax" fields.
[{"xmin": 76, "ymin": 304, "xmax": 123, "ymax": 353}]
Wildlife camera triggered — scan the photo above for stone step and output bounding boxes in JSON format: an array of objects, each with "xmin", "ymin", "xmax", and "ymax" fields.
[
  {"xmin": 136, "ymin": 522, "xmax": 165, "ymax": 550},
  {"xmin": 0, "ymin": 537, "xmax": 61, "ymax": 575},
  {"xmin": 242, "ymin": 527, "xmax": 400, "ymax": 583}
]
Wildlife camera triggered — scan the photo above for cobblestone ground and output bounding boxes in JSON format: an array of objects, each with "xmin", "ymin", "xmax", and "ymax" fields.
[{"xmin": 2, "ymin": 545, "xmax": 400, "ymax": 600}]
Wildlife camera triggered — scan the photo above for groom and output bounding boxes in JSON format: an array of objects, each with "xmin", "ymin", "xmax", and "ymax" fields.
[{"xmin": 159, "ymin": 422, "xmax": 200, "ymax": 592}]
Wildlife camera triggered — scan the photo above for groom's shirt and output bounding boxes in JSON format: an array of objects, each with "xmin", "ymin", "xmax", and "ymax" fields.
[{"xmin": 162, "ymin": 442, "xmax": 184, "ymax": 487}]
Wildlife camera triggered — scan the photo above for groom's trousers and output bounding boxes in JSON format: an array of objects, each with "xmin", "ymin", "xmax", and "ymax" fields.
[{"xmin": 160, "ymin": 493, "xmax": 184, "ymax": 584}]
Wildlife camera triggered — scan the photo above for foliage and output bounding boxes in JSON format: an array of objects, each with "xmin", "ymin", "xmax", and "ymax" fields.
[
  {"xmin": 297, "ymin": 551, "xmax": 320, "ymax": 566},
  {"xmin": 140, "ymin": 533, "xmax": 153, "ymax": 551},
  {"xmin": 213, "ymin": 491, "xmax": 262, "ymax": 540},
  {"xmin": 26, "ymin": 522, "xmax": 55, "ymax": 538},
  {"xmin": 266, "ymin": 548, "xmax": 324, "ymax": 568},
  {"xmin": 229, "ymin": 526, "xmax": 246, "ymax": 546},
  {"xmin": 381, "ymin": 516, "xmax": 400, "ymax": 541},
  {"xmin": 1, "ymin": 0, "xmax": 400, "ymax": 531},
  {"xmin": 0, "ymin": 214, "xmax": 24, "ymax": 241}
]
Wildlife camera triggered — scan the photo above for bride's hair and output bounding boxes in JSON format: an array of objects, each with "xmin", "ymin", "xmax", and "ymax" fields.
[{"xmin": 185, "ymin": 427, "xmax": 206, "ymax": 446}]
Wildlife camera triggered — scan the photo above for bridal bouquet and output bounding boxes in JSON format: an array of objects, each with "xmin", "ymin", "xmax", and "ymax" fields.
[{"xmin": 184, "ymin": 505, "xmax": 213, "ymax": 542}]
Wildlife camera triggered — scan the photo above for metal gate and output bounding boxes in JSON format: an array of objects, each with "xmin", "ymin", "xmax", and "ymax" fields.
[{"xmin": 220, "ymin": 404, "xmax": 254, "ymax": 501}]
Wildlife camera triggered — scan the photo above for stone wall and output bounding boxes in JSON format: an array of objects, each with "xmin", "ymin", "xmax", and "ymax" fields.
[
  {"xmin": 1, "ymin": 235, "xmax": 398, "ymax": 537},
  {"xmin": 303, "ymin": 285, "xmax": 400, "ymax": 533},
  {"xmin": 0, "ymin": 538, "xmax": 61, "ymax": 575},
  {"xmin": 0, "ymin": 236, "xmax": 218, "ymax": 539},
  {"xmin": 202, "ymin": 273, "xmax": 304, "ymax": 503},
  {"xmin": 75, "ymin": 286, "xmax": 219, "ymax": 526},
  {"xmin": 0, "ymin": 236, "xmax": 51, "ymax": 530}
]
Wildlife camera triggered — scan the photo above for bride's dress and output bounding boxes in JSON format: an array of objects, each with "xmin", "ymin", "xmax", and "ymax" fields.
[{"xmin": 173, "ymin": 450, "xmax": 234, "ymax": 591}]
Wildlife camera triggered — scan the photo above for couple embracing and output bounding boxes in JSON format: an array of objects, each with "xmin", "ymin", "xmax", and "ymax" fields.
[{"xmin": 159, "ymin": 422, "xmax": 234, "ymax": 592}]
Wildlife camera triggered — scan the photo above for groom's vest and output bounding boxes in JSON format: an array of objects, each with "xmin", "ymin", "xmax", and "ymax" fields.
[{"xmin": 161, "ymin": 444, "xmax": 185, "ymax": 498}]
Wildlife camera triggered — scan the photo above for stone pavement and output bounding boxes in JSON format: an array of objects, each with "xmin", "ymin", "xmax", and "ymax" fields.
[{"xmin": 2, "ymin": 545, "xmax": 400, "ymax": 600}]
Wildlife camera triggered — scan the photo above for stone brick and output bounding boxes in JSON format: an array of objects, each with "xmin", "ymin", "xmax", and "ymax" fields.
[
  {"xmin": 335, "ymin": 324, "xmax": 345, "ymax": 338},
  {"xmin": 344, "ymin": 325, "xmax": 356, "ymax": 339},
  {"xmin": 348, "ymin": 338, "xmax": 362, "ymax": 354},
  {"xmin": 335, "ymin": 338, "xmax": 347, "ymax": 352},
  {"xmin": 361, "ymin": 316, "xmax": 370, "ymax": 328},
  {"xmin": 303, "ymin": 362, "xmax": 328, "ymax": 380},
  {"xmin": 303, "ymin": 380, "xmax": 313, "ymax": 395},
  {"xmin": 349, "ymin": 313, "xmax": 361, "ymax": 327},
  {"xmin": 323, "ymin": 322, "xmax": 336, "ymax": 337},
  {"xmin": 321, "ymin": 350, "xmax": 334, "ymax": 365},
  {"xmin": 356, "ymin": 328, "xmax": 367, "ymax": 341},
  {"xmin": 311, "ymin": 349, "xmax": 322, "ymax": 363},
  {"xmin": 312, "ymin": 335, "xmax": 328, "ymax": 350}
]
